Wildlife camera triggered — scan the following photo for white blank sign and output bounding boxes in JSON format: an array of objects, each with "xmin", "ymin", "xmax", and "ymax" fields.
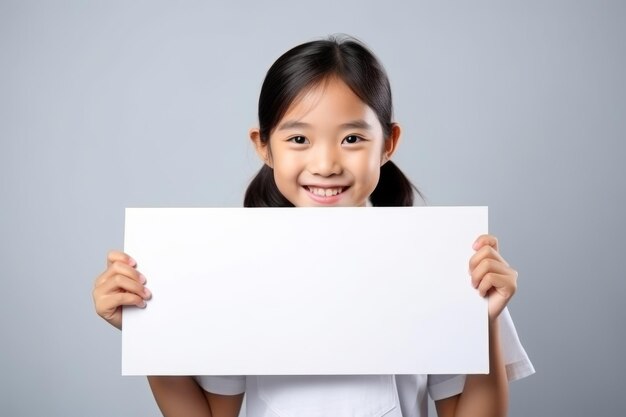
[{"xmin": 122, "ymin": 207, "xmax": 488, "ymax": 375}]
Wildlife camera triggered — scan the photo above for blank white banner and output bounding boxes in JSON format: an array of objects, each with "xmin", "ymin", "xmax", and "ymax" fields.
[{"xmin": 122, "ymin": 207, "xmax": 488, "ymax": 375}]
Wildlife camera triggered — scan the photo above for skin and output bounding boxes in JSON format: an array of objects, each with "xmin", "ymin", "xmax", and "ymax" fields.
[{"xmin": 92, "ymin": 77, "xmax": 518, "ymax": 417}]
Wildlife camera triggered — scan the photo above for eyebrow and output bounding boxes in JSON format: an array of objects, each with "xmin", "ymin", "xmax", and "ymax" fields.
[{"xmin": 277, "ymin": 119, "xmax": 373, "ymax": 131}]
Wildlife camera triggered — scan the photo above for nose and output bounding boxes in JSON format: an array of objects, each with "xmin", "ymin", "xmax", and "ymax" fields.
[{"xmin": 307, "ymin": 143, "xmax": 343, "ymax": 177}]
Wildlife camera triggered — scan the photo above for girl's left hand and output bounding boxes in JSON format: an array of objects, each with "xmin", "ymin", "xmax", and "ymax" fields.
[{"xmin": 469, "ymin": 234, "xmax": 518, "ymax": 321}]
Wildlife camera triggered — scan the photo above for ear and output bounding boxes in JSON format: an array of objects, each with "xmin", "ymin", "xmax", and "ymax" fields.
[
  {"xmin": 381, "ymin": 123, "xmax": 401, "ymax": 165},
  {"xmin": 249, "ymin": 128, "xmax": 272, "ymax": 168}
]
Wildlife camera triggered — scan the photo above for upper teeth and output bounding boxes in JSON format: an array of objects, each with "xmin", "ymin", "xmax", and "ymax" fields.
[{"xmin": 307, "ymin": 186, "xmax": 344, "ymax": 197}]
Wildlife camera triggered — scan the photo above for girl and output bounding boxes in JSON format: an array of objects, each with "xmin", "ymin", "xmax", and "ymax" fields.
[{"xmin": 93, "ymin": 35, "xmax": 534, "ymax": 417}]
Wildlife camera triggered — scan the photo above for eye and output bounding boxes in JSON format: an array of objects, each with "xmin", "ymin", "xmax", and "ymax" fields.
[
  {"xmin": 287, "ymin": 136, "xmax": 309, "ymax": 144},
  {"xmin": 342, "ymin": 135, "xmax": 363, "ymax": 144}
]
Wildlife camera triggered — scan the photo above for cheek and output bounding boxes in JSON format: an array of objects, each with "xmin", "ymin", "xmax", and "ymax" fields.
[
  {"xmin": 272, "ymin": 156, "xmax": 302, "ymax": 192},
  {"xmin": 348, "ymin": 151, "xmax": 383, "ymax": 180},
  {"xmin": 275, "ymin": 158, "xmax": 298, "ymax": 177},
  {"xmin": 360, "ymin": 153, "xmax": 384, "ymax": 194},
  {"xmin": 367, "ymin": 167, "xmax": 381, "ymax": 190}
]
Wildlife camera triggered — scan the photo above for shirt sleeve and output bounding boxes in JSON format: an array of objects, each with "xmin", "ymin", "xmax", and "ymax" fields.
[
  {"xmin": 427, "ymin": 307, "xmax": 535, "ymax": 401},
  {"xmin": 194, "ymin": 376, "xmax": 246, "ymax": 395}
]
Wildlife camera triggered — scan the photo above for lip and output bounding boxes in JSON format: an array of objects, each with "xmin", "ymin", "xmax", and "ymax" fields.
[{"xmin": 302, "ymin": 185, "xmax": 350, "ymax": 205}]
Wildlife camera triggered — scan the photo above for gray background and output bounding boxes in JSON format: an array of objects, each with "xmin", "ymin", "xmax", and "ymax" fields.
[{"xmin": 1, "ymin": 1, "xmax": 624, "ymax": 416}]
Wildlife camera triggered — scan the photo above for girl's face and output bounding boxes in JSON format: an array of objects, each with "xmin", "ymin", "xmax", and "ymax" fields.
[{"xmin": 250, "ymin": 77, "xmax": 400, "ymax": 207}]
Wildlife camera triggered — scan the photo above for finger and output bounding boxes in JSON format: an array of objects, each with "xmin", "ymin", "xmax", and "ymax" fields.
[
  {"xmin": 107, "ymin": 250, "xmax": 136, "ymax": 268},
  {"xmin": 96, "ymin": 260, "xmax": 145, "ymax": 288},
  {"xmin": 477, "ymin": 272, "xmax": 496, "ymax": 297},
  {"xmin": 470, "ymin": 257, "xmax": 512, "ymax": 289},
  {"xmin": 110, "ymin": 261, "xmax": 145, "ymax": 284},
  {"xmin": 469, "ymin": 245, "xmax": 508, "ymax": 272},
  {"xmin": 477, "ymin": 272, "xmax": 517, "ymax": 299},
  {"xmin": 97, "ymin": 274, "xmax": 151, "ymax": 300},
  {"xmin": 97, "ymin": 293, "xmax": 147, "ymax": 319},
  {"xmin": 472, "ymin": 234, "xmax": 499, "ymax": 252}
]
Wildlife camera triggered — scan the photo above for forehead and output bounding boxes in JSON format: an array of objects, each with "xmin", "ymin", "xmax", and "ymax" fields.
[{"xmin": 278, "ymin": 77, "xmax": 381, "ymax": 130}]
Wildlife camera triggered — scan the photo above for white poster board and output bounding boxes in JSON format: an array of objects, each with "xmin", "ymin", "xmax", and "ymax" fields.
[{"xmin": 122, "ymin": 207, "xmax": 488, "ymax": 375}]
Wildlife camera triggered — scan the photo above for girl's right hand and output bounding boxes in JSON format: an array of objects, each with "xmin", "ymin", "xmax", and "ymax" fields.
[{"xmin": 92, "ymin": 250, "xmax": 151, "ymax": 330}]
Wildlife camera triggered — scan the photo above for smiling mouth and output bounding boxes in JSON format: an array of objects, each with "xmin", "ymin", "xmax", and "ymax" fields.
[{"xmin": 304, "ymin": 186, "xmax": 349, "ymax": 197}]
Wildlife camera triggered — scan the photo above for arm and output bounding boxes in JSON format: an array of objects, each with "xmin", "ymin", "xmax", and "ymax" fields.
[
  {"xmin": 435, "ymin": 234, "xmax": 516, "ymax": 417},
  {"xmin": 148, "ymin": 376, "xmax": 244, "ymax": 417}
]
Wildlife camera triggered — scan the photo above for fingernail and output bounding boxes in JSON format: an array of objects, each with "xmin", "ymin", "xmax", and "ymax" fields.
[
  {"xmin": 138, "ymin": 300, "xmax": 146, "ymax": 308},
  {"xmin": 139, "ymin": 273, "xmax": 146, "ymax": 283},
  {"xmin": 129, "ymin": 257, "xmax": 137, "ymax": 266},
  {"xmin": 472, "ymin": 241, "xmax": 479, "ymax": 250},
  {"xmin": 144, "ymin": 287, "xmax": 152, "ymax": 299}
]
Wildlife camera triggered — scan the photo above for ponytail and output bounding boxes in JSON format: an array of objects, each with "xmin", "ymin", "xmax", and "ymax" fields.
[{"xmin": 369, "ymin": 161, "xmax": 422, "ymax": 207}]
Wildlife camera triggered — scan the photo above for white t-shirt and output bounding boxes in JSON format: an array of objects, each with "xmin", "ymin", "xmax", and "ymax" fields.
[{"xmin": 195, "ymin": 307, "xmax": 534, "ymax": 417}]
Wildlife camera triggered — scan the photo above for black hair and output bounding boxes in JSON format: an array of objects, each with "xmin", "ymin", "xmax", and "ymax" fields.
[{"xmin": 244, "ymin": 35, "xmax": 423, "ymax": 207}]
